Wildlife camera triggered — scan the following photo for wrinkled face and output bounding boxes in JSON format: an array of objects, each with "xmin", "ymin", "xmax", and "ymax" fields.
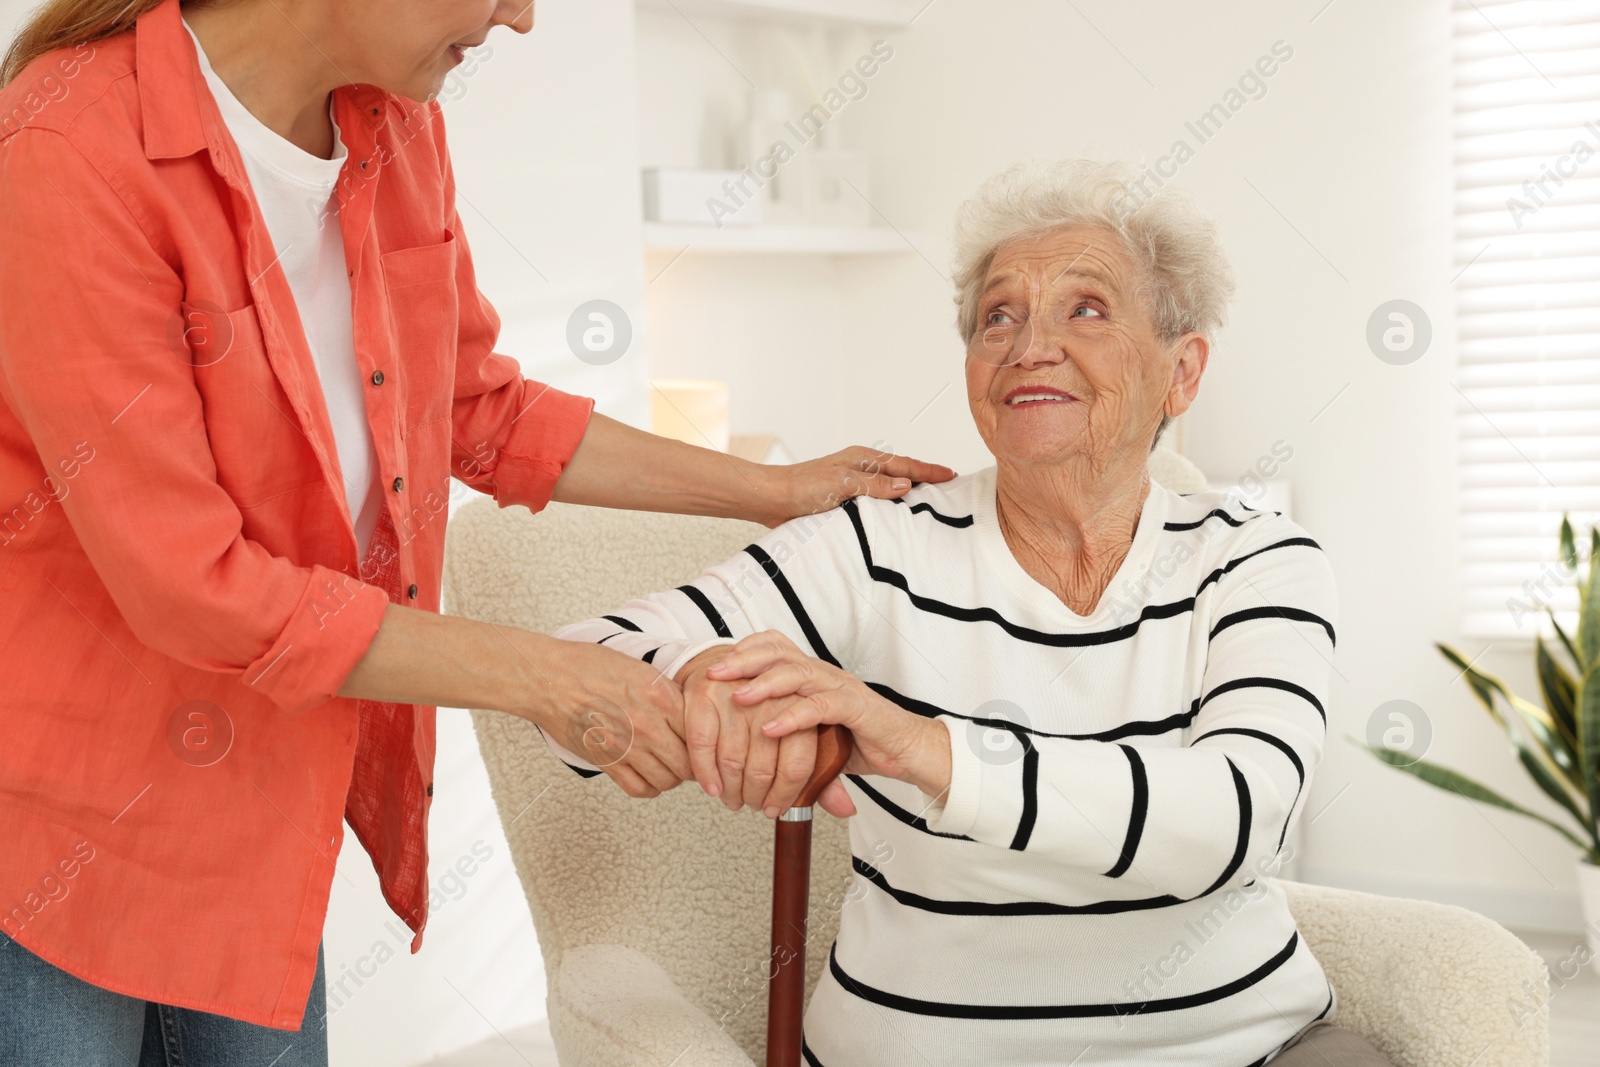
[
  {"xmin": 965, "ymin": 224, "xmax": 1203, "ymax": 470},
  {"xmin": 322, "ymin": 0, "xmax": 533, "ymax": 102}
]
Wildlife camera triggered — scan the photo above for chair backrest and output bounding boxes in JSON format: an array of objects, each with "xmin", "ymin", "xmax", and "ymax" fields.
[
  {"xmin": 445, "ymin": 499, "xmax": 853, "ymax": 1062},
  {"xmin": 1149, "ymin": 444, "xmax": 1210, "ymax": 494}
]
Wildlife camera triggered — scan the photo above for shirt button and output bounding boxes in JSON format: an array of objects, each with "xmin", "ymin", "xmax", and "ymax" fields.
[
  {"xmin": 408, "ymin": 584, "xmax": 419, "ymax": 599},
  {"xmin": 360, "ymin": 159, "xmax": 369, "ymax": 170},
  {"xmin": 371, "ymin": 369, "xmax": 385, "ymax": 386},
  {"xmin": 425, "ymin": 781, "xmax": 433, "ymax": 797},
  {"xmin": 392, "ymin": 477, "xmax": 404, "ymax": 492}
]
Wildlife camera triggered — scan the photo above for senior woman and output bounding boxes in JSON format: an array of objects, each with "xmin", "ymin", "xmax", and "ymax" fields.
[{"xmin": 547, "ymin": 161, "xmax": 1393, "ymax": 1066}]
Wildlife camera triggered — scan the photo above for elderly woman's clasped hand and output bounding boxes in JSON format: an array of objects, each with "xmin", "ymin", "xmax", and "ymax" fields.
[
  {"xmin": 672, "ymin": 633, "xmax": 953, "ymax": 819},
  {"xmin": 532, "ymin": 443, "xmax": 954, "ymax": 801}
]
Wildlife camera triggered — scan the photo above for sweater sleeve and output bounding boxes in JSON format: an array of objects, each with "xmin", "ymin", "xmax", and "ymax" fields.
[
  {"xmin": 923, "ymin": 514, "xmax": 1337, "ymax": 902},
  {"xmin": 539, "ymin": 505, "xmax": 876, "ymax": 776}
]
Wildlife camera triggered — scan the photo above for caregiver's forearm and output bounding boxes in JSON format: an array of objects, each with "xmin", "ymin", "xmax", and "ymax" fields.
[
  {"xmin": 338, "ymin": 603, "xmax": 694, "ymax": 797},
  {"xmin": 336, "ymin": 602, "xmax": 560, "ymax": 722},
  {"xmin": 550, "ymin": 412, "xmax": 788, "ymax": 525}
]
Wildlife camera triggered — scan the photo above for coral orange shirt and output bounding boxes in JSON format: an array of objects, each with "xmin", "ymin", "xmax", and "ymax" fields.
[{"xmin": 0, "ymin": 0, "xmax": 593, "ymax": 1029}]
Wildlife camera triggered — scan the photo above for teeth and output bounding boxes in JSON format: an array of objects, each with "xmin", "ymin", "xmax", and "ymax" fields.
[{"xmin": 1009, "ymin": 393, "xmax": 1066, "ymax": 404}]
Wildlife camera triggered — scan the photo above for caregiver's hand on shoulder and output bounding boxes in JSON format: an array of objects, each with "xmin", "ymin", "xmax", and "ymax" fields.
[
  {"xmin": 705, "ymin": 631, "xmax": 954, "ymax": 812},
  {"xmin": 756, "ymin": 447, "xmax": 956, "ymax": 528},
  {"xmin": 535, "ymin": 639, "xmax": 693, "ymax": 800}
]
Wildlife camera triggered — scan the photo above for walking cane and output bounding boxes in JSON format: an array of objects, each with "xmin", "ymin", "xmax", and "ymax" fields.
[{"xmin": 766, "ymin": 724, "xmax": 854, "ymax": 1067}]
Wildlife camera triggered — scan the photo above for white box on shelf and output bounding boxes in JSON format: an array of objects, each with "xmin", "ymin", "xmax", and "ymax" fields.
[
  {"xmin": 642, "ymin": 167, "xmax": 762, "ymax": 227},
  {"xmin": 737, "ymin": 89, "xmax": 807, "ymax": 225}
]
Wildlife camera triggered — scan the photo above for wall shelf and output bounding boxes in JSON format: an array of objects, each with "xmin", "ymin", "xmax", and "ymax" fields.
[
  {"xmin": 644, "ymin": 222, "xmax": 923, "ymax": 255},
  {"xmin": 635, "ymin": 0, "xmax": 923, "ymax": 28}
]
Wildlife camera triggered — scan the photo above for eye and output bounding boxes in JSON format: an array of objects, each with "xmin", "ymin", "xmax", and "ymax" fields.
[
  {"xmin": 986, "ymin": 308, "xmax": 1016, "ymax": 326},
  {"xmin": 1070, "ymin": 304, "xmax": 1103, "ymax": 319}
]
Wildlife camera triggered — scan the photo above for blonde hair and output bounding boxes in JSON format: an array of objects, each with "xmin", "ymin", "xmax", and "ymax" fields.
[
  {"xmin": 951, "ymin": 158, "xmax": 1236, "ymax": 346},
  {"xmin": 2, "ymin": 0, "xmax": 167, "ymax": 88}
]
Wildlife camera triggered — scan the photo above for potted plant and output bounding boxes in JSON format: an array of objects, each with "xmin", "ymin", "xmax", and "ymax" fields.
[{"xmin": 1361, "ymin": 515, "xmax": 1600, "ymax": 973}]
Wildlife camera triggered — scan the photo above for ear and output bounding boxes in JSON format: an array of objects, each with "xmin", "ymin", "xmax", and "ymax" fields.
[{"xmin": 1163, "ymin": 332, "xmax": 1208, "ymax": 418}]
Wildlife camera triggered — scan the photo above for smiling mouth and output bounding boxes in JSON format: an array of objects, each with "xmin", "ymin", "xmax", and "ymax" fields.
[
  {"xmin": 448, "ymin": 37, "xmax": 486, "ymax": 64},
  {"xmin": 1004, "ymin": 390, "xmax": 1075, "ymax": 407}
]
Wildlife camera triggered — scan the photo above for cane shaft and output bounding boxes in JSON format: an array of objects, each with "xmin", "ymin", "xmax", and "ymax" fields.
[
  {"xmin": 766, "ymin": 815, "xmax": 812, "ymax": 1067},
  {"xmin": 767, "ymin": 725, "xmax": 851, "ymax": 1067}
]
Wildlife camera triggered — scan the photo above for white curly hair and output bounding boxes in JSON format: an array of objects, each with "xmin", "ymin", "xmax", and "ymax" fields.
[{"xmin": 950, "ymin": 159, "xmax": 1237, "ymax": 448}]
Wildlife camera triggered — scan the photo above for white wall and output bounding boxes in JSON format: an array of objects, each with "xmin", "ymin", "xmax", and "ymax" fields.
[{"xmin": 440, "ymin": 0, "xmax": 651, "ymax": 428}]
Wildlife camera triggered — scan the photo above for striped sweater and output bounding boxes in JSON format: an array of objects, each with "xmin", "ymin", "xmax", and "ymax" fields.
[{"xmin": 549, "ymin": 466, "xmax": 1339, "ymax": 1066}]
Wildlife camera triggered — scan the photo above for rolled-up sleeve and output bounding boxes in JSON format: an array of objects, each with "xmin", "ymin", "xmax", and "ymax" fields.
[
  {"xmin": 426, "ymin": 102, "xmax": 595, "ymax": 513},
  {"xmin": 0, "ymin": 129, "xmax": 390, "ymax": 715}
]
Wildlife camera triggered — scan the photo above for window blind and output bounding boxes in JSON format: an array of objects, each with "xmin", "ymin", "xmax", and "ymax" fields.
[{"xmin": 1453, "ymin": 0, "xmax": 1600, "ymax": 638}]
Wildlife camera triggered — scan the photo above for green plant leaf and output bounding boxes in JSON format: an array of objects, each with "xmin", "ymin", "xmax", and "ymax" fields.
[
  {"xmin": 1513, "ymin": 738, "xmax": 1591, "ymax": 837},
  {"xmin": 1537, "ymin": 636, "xmax": 1581, "ymax": 766},
  {"xmin": 1436, "ymin": 642, "xmax": 1508, "ymax": 731},
  {"xmin": 1511, "ymin": 695, "xmax": 1580, "ymax": 778},
  {"xmin": 1436, "ymin": 641, "xmax": 1577, "ymax": 787},
  {"xmin": 1548, "ymin": 607, "xmax": 1582, "ymax": 675},
  {"xmin": 1584, "ymin": 532, "xmax": 1600, "ymax": 669},
  {"xmin": 1560, "ymin": 514, "xmax": 1578, "ymax": 575},
  {"xmin": 1498, "ymin": 683, "xmax": 1587, "ymax": 809},
  {"xmin": 1581, "ymin": 666, "xmax": 1600, "ymax": 852},
  {"xmin": 1360, "ymin": 741, "xmax": 1594, "ymax": 854}
]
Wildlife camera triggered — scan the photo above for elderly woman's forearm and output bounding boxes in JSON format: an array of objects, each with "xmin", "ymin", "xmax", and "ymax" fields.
[{"xmin": 902, "ymin": 716, "xmax": 954, "ymax": 798}]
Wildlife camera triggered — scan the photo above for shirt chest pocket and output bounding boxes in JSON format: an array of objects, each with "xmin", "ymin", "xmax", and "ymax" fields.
[
  {"xmin": 187, "ymin": 301, "xmax": 324, "ymax": 509},
  {"xmin": 380, "ymin": 231, "xmax": 458, "ymax": 431}
]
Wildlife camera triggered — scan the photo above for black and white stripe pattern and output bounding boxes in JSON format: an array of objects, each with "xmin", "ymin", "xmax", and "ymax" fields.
[{"xmin": 551, "ymin": 467, "xmax": 1339, "ymax": 1065}]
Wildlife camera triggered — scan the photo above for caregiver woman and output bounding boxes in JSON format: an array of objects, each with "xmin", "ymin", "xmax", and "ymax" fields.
[{"xmin": 0, "ymin": 0, "xmax": 953, "ymax": 1063}]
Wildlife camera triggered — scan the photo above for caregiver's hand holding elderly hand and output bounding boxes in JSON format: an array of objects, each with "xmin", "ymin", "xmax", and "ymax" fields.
[
  {"xmin": 673, "ymin": 634, "xmax": 951, "ymax": 819},
  {"xmin": 527, "ymin": 430, "xmax": 953, "ymax": 801}
]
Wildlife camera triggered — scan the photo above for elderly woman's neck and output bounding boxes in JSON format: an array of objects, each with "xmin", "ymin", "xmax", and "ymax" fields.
[{"xmin": 993, "ymin": 461, "xmax": 1152, "ymax": 615}]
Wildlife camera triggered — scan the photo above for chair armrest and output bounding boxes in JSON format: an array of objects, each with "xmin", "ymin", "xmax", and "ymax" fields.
[
  {"xmin": 1278, "ymin": 879, "xmax": 1549, "ymax": 1067},
  {"xmin": 549, "ymin": 943, "xmax": 757, "ymax": 1067}
]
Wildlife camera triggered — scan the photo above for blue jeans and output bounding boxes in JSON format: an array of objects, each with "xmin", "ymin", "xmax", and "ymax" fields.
[{"xmin": 0, "ymin": 930, "xmax": 327, "ymax": 1066}]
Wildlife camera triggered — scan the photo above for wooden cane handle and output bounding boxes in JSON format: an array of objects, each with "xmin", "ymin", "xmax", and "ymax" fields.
[{"xmin": 794, "ymin": 724, "xmax": 853, "ymax": 808}]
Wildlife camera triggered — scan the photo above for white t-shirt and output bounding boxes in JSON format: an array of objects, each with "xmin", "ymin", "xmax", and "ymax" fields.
[{"xmin": 183, "ymin": 19, "xmax": 381, "ymax": 557}]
